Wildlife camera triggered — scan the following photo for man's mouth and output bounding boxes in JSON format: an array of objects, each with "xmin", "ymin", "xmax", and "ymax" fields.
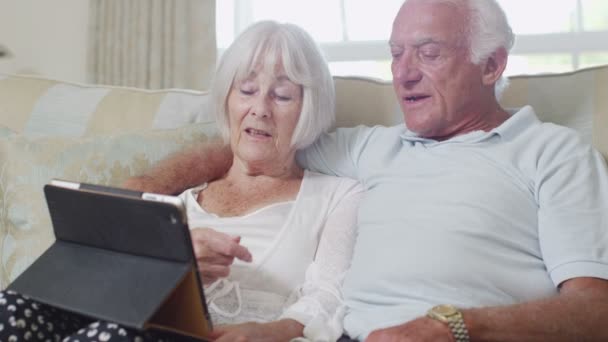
[
  {"xmin": 404, "ymin": 95, "xmax": 430, "ymax": 103},
  {"xmin": 245, "ymin": 128, "xmax": 272, "ymax": 137}
]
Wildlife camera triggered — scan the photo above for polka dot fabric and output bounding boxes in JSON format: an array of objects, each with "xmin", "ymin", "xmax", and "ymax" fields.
[{"xmin": 0, "ymin": 291, "xmax": 196, "ymax": 342}]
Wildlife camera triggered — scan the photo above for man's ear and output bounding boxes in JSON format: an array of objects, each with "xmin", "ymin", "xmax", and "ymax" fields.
[{"xmin": 481, "ymin": 47, "xmax": 508, "ymax": 86}]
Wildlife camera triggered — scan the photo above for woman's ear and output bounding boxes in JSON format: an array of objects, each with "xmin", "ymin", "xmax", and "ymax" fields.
[{"xmin": 481, "ymin": 47, "xmax": 508, "ymax": 86}]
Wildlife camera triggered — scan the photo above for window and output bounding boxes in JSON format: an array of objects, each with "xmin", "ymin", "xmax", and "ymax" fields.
[{"xmin": 216, "ymin": 0, "xmax": 608, "ymax": 79}]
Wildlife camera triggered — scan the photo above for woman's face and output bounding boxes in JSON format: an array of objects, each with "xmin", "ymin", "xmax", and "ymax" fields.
[{"xmin": 226, "ymin": 67, "xmax": 303, "ymax": 169}]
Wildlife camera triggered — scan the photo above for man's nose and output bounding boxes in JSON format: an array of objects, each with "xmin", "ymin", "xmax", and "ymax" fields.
[{"xmin": 392, "ymin": 54, "xmax": 422, "ymax": 85}]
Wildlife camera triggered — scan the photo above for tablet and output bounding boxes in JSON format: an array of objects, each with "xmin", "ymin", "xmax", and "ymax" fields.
[{"xmin": 8, "ymin": 179, "xmax": 212, "ymax": 340}]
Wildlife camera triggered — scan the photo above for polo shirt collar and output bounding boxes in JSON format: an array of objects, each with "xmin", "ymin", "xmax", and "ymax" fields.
[{"xmin": 399, "ymin": 105, "xmax": 541, "ymax": 146}]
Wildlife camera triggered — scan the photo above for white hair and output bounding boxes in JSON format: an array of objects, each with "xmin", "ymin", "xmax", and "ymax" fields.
[
  {"xmin": 210, "ymin": 21, "xmax": 335, "ymax": 150},
  {"xmin": 406, "ymin": 0, "xmax": 514, "ymax": 97}
]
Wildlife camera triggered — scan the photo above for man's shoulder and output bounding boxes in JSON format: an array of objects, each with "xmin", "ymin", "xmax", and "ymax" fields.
[
  {"xmin": 523, "ymin": 119, "xmax": 590, "ymax": 154},
  {"xmin": 335, "ymin": 124, "xmax": 404, "ymax": 139},
  {"xmin": 304, "ymin": 170, "xmax": 363, "ymax": 193}
]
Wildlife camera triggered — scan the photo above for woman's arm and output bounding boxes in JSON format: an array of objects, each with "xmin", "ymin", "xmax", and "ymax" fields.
[
  {"xmin": 281, "ymin": 179, "xmax": 364, "ymax": 340},
  {"xmin": 209, "ymin": 319, "xmax": 305, "ymax": 342},
  {"xmin": 123, "ymin": 141, "xmax": 232, "ymax": 194}
]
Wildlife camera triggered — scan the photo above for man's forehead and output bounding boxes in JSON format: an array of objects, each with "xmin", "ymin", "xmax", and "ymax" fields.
[{"xmin": 390, "ymin": 1, "xmax": 466, "ymax": 45}]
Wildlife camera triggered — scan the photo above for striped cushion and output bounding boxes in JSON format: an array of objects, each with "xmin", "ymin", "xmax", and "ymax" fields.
[
  {"xmin": 0, "ymin": 73, "xmax": 212, "ymax": 138},
  {"xmin": 1, "ymin": 66, "xmax": 607, "ymax": 158}
]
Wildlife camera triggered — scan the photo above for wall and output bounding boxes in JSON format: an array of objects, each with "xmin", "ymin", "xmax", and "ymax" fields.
[{"xmin": 0, "ymin": 0, "xmax": 90, "ymax": 83}]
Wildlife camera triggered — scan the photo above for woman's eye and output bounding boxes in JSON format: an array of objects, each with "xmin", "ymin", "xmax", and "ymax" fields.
[
  {"xmin": 276, "ymin": 95, "xmax": 292, "ymax": 101},
  {"xmin": 240, "ymin": 89, "xmax": 255, "ymax": 95},
  {"xmin": 273, "ymin": 90, "xmax": 294, "ymax": 101}
]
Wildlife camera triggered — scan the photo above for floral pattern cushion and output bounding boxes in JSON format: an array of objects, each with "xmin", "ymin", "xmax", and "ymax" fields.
[{"xmin": 0, "ymin": 123, "xmax": 215, "ymax": 288}]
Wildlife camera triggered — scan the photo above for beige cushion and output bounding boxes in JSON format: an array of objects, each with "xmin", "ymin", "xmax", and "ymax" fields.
[
  {"xmin": 0, "ymin": 73, "xmax": 212, "ymax": 137},
  {"xmin": 501, "ymin": 65, "xmax": 608, "ymax": 160},
  {"xmin": 333, "ymin": 65, "xmax": 608, "ymax": 160},
  {"xmin": 0, "ymin": 123, "xmax": 216, "ymax": 288}
]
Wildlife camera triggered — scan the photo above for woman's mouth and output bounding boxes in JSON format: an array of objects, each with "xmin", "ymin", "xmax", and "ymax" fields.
[{"xmin": 245, "ymin": 128, "xmax": 272, "ymax": 138}]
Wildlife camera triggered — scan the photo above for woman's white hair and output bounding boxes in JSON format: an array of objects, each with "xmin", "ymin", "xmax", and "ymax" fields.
[
  {"xmin": 210, "ymin": 20, "xmax": 335, "ymax": 150},
  {"xmin": 413, "ymin": 0, "xmax": 515, "ymax": 98}
]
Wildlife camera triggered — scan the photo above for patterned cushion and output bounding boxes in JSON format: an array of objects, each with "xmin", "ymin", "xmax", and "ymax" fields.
[
  {"xmin": 0, "ymin": 123, "xmax": 216, "ymax": 288},
  {"xmin": 0, "ymin": 73, "xmax": 212, "ymax": 137}
]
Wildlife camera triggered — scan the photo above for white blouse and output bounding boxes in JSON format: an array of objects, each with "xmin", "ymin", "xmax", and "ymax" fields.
[{"xmin": 179, "ymin": 170, "xmax": 363, "ymax": 341}]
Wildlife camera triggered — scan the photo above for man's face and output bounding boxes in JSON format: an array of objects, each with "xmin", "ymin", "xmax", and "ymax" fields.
[{"xmin": 390, "ymin": 0, "xmax": 486, "ymax": 140}]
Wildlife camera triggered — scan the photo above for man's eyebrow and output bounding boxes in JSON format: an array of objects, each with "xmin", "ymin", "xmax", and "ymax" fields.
[
  {"xmin": 388, "ymin": 41, "xmax": 403, "ymax": 49},
  {"xmin": 412, "ymin": 38, "xmax": 442, "ymax": 46},
  {"xmin": 389, "ymin": 38, "xmax": 443, "ymax": 49}
]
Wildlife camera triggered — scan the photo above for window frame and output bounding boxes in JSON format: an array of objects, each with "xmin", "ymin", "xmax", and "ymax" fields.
[{"xmin": 219, "ymin": 0, "xmax": 608, "ymax": 75}]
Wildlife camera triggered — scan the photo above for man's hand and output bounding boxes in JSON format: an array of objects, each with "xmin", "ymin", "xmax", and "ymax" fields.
[
  {"xmin": 209, "ymin": 320, "xmax": 304, "ymax": 342},
  {"xmin": 366, "ymin": 317, "xmax": 455, "ymax": 342},
  {"xmin": 190, "ymin": 227, "xmax": 252, "ymax": 284}
]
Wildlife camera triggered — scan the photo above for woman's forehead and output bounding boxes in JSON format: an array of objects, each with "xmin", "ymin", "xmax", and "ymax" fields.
[{"xmin": 236, "ymin": 62, "xmax": 292, "ymax": 83}]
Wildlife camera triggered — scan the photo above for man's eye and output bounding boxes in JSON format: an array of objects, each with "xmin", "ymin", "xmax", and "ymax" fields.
[
  {"xmin": 419, "ymin": 50, "xmax": 440, "ymax": 61},
  {"xmin": 418, "ymin": 45, "xmax": 441, "ymax": 61}
]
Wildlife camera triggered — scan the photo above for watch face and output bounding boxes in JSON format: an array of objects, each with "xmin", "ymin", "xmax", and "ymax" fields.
[{"xmin": 433, "ymin": 304, "xmax": 458, "ymax": 316}]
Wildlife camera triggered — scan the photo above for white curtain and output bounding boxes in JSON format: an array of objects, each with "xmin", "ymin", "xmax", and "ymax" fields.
[{"xmin": 88, "ymin": 0, "xmax": 216, "ymax": 90}]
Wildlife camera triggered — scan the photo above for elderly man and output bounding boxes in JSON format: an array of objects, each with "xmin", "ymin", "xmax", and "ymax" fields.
[{"xmin": 127, "ymin": 0, "xmax": 608, "ymax": 341}]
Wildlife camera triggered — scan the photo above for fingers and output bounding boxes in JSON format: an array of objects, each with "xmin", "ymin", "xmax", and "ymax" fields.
[
  {"xmin": 207, "ymin": 326, "xmax": 226, "ymax": 340},
  {"xmin": 191, "ymin": 228, "xmax": 252, "ymax": 262},
  {"xmin": 207, "ymin": 232, "xmax": 252, "ymax": 262},
  {"xmin": 190, "ymin": 228, "xmax": 253, "ymax": 284}
]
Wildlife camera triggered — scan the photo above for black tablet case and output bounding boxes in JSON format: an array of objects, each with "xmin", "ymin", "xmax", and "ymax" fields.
[{"xmin": 8, "ymin": 182, "xmax": 212, "ymax": 340}]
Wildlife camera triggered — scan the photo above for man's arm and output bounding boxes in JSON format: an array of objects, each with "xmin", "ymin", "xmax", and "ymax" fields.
[
  {"xmin": 367, "ymin": 277, "xmax": 608, "ymax": 342},
  {"xmin": 123, "ymin": 141, "xmax": 232, "ymax": 194}
]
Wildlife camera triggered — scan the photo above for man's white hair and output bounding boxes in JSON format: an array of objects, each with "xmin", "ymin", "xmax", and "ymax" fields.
[
  {"xmin": 210, "ymin": 21, "xmax": 335, "ymax": 150},
  {"xmin": 406, "ymin": 0, "xmax": 515, "ymax": 97}
]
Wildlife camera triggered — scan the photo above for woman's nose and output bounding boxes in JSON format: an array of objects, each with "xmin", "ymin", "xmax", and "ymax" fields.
[{"xmin": 250, "ymin": 96, "xmax": 271, "ymax": 118}]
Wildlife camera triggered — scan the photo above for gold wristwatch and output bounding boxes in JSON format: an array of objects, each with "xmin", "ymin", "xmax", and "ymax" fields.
[{"xmin": 426, "ymin": 304, "xmax": 470, "ymax": 342}]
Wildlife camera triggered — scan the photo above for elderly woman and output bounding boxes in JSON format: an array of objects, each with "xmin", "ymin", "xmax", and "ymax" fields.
[
  {"xmin": 175, "ymin": 20, "xmax": 363, "ymax": 342},
  {"xmin": 0, "ymin": 21, "xmax": 362, "ymax": 342}
]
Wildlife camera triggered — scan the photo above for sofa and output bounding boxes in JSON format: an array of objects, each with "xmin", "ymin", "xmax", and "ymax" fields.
[{"xmin": 0, "ymin": 65, "xmax": 607, "ymax": 289}]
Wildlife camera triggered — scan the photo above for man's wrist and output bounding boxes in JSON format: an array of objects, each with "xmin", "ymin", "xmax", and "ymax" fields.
[
  {"xmin": 427, "ymin": 304, "xmax": 471, "ymax": 342},
  {"xmin": 425, "ymin": 316, "xmax": 456, "ymax": 342}
]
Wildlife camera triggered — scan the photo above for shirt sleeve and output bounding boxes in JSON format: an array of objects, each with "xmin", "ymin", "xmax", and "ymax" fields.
[
  {"xmin": 279, "ymin": 179, "xmax": 364, "ymax": 341},
  {"xmin": 536, "ymin": 133, "xmax": 608, "ymax": 286},
  {"xmin": 296, "ymin": 126, "xmax": 375, "ymax": 180}
]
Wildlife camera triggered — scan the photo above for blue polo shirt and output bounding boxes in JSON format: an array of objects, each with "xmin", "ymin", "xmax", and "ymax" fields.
[{"xmin": 297, "ymin": 106, "xmax": 608, "ymax": 340}]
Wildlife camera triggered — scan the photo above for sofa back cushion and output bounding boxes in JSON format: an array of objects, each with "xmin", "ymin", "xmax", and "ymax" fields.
[
  {"xmin": 333, "ymin": 65, "xmax": 608, "ymax": 160},
  {"xmin": 1, "ymin": 65, "xmax": 606, "ymax": 158},
  {"xmin": 0, "ymin": 123, "xmax": 215, "ymax": 288},
  {"xmin": 0, "ymin": 74, "xmax": 213, "ymax": 137}
]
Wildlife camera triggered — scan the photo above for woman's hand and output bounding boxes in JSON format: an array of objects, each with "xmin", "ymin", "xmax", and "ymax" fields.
[
  {"xmin": 209, "ymin": 320, "xmax": 304, "ymax": 342},
  {"xmin": 190, "ymin": 227, "xmax": 252, "ymax": 284}
]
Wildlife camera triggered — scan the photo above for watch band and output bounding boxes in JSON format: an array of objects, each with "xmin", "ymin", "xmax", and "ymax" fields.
[
  {"xmin": 446, "ymin": 313, "xmax": 470, "ymax": 342},
  {"xmin": 427, "ymin": 304, "xmax": 470, "ymax": 342}
]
